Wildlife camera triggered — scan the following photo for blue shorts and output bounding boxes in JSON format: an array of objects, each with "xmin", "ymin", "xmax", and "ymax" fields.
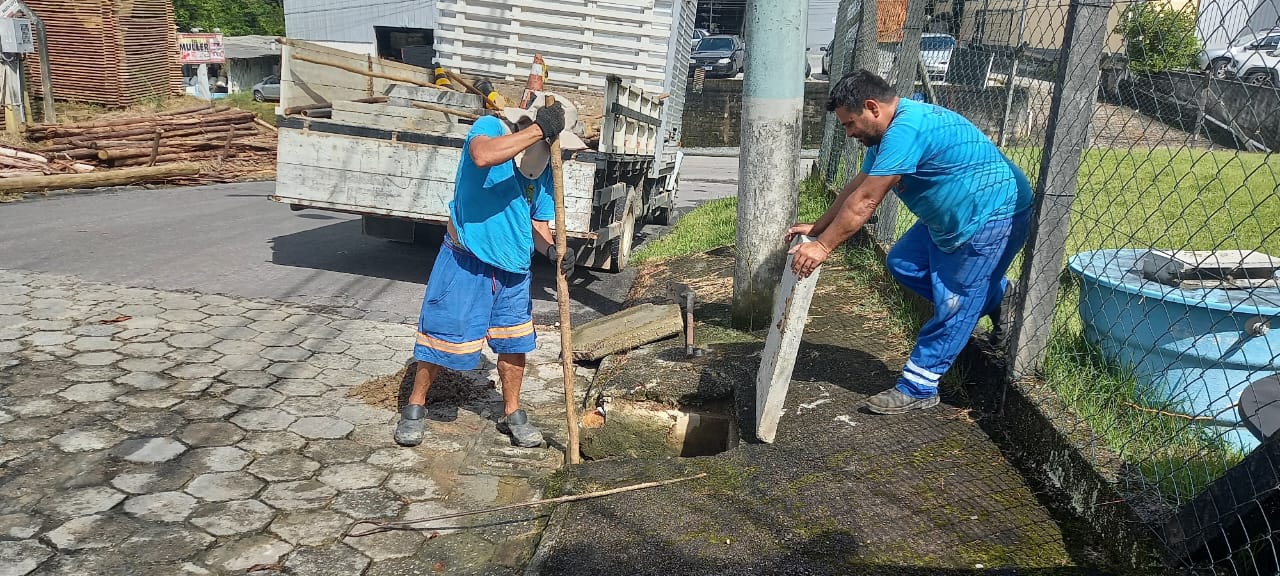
[{"xmin": 414, "ymin": 236, "xmax": 536, "ymax": 370}]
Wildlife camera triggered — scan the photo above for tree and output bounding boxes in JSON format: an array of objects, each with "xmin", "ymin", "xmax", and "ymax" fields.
[
  {"xmin": 1114, "ymin": 4, "xmax": 1201, "ymax": 74},
  {"xmin": 174, "ymin": 0, "xmax": 285, "ymax": 36}
]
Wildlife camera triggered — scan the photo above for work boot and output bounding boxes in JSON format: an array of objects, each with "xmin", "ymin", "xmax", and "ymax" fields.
[
  {"xmin": 394, "ymin": 404, "xmax": 427, "ymax": 447},
  {"xmin": 987, "ymin": 282, "xmax": 1018, "ymax": 348},
  {"xmin": 497, "ymin": 409, "xmax": 545, "ymax": 448},
  {"xmin": 865, "ymin": 387, "xmax": 940, "ymax": 415}
]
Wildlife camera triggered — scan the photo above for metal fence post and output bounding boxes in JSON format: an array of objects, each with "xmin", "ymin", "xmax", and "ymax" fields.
[
  {"xmin": 819, "ymin": 0, "xmax": 859, "ymax": 186},
  {"xmin": 1007, "ymin": 0, "xmax": 1113, "ymax": 380},
  {"xmin": 836, "ymin": 0, "xmax": 881, "ymax": 186},
  {"xmin": 870, "ymin": 0, "xmax": 929, "ymax": 243}
]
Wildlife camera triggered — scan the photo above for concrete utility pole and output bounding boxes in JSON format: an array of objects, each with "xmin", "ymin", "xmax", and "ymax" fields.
[{"xmin": 733, "ymin": 0, "xmax": 809, "ymax": 330}]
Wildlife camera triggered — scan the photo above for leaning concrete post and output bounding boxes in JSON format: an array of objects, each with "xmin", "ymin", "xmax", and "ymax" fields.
[
  {"xmin": 733, "ymin": 0, "xmax": 810, "ymax": 330},
  {"xmin": 756, "ymin": 236, "xmax": 824, "ymax": 443},
  {"xmin": 1007, "ymin": 0, "xmax": 1115, "ymax": 380}
]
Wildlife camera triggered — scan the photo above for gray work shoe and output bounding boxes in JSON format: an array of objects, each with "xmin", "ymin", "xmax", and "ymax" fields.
[
  {"xmin": 865, "ymin": 388, "xmax": 940, "ymax": 415},
  {"xmin": 394, "ymin": 404, "xmax": 427, "ymax": 447},
  {"xmin": 497, "ymin": 409, "xmax": 544, "ymax": 448}
]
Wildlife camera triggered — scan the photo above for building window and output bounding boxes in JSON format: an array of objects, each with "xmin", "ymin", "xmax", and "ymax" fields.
[{"xmin": 374, "ymin": 26, "xmax": 434, "ymax": 65}]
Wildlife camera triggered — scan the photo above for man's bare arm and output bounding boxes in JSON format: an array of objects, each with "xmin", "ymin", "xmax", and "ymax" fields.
[
  {"xmin": 814, "ymin": 174, "xmax": 899, "ymax": 249},
  {"xmin": 532, "ymin": 219, "xmax": 554, "ymax": 256},
  {"xmin": 469, "ymin": 125, "xmax": 546, "ymax": 168}
]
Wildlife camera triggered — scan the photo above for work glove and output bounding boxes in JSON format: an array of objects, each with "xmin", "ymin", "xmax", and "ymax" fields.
[
  {"xmin": 533, "ymin": 102, "xmax": 565, "ymax": 143},
  {"xmin": 546, "ymin": 244, "xmax": 576, "ymax": 277}
]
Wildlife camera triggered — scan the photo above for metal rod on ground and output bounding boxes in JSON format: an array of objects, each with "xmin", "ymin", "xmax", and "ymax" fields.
[
  {"xmin": 345, "ymin": 473, "xmax": 707, "ymax": 537},
  {"xmin": 545, "ymin": 94, "xmax": 581, "ymax": 465}
]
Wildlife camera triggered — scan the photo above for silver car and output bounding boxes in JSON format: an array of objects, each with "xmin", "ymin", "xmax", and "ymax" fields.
[{"xmin": 252, "ymin": 75, "xmax": 280, "ymax": 102}]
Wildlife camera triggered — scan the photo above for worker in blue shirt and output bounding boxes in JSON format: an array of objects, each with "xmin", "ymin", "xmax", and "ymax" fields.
[
  {"xmin": 395, "ymin": 93, "xmax": 586, "ymax": 447},
  {"xmin": 788, "ymin": 69, "xmax": 1033, "ymax": 415}
]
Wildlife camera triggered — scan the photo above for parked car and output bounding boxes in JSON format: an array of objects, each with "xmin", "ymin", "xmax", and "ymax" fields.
[
  {"xmin": 819, "ymin": 33, "xmax": 956, "ymax": 81},
  {"xmin": 691, "ymin": 28, "xmax": 709, "ymax": 51},
  {"xmin": 253, "ymin": 75, "xmax": 281, "ymax": 102},
  {"xmin": 689, "ymin": 34, "xmax": 745, "ymax": 78},
  {"xmin": 1199, "ymin": 28, "xmax": 1280, "ymax": 85}
]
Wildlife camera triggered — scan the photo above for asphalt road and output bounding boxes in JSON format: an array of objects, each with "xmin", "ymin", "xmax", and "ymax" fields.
[{"xmin": 0, "ymin": 156, "xmax": 741, "ymax": 326}]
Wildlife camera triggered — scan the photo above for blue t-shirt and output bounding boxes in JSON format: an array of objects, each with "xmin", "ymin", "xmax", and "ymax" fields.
[
  {"xmin": 450, "ymin": 116, "xmax": 555, "ymax": 274},
  {"xmin": 861, "ymin": 98, "xmax": 1033, "ymax": 252}
]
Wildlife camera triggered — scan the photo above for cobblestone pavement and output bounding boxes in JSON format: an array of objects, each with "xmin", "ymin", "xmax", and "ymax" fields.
[{"xmin": 0, "ymin": 269, "xmax": 582, "ymax": 575}]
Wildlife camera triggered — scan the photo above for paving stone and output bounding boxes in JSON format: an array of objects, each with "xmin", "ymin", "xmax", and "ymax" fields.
[
  {"xmin": 5, "ymin": 397, "xmax": 72, "ymax": 418},
  {"xmin": 117, "ymin": 341, "xmax": 174, "ymax": 358},
  {"xmin": 310, "ymin": 353, "xmax": 359, "ymax": 370},
  {"xmin": 354, "ymin": 359, "xmax": 405, "ymax": 377},
  {"xmin": 249, "ymin": 320, "xmax": 294, "ymax": 334},
  {"xmin": 247, "ymin": 454, "xmax": 321, "ymax": 482},
  {"xmin": 231, "ymin": 408, "xmax": 297, "ymax": 432},
  {"xmin": 283, "ymin": 397, "xmax": 342, "ymax": 417},
  {"xmin": 113, "ymin": 437, "xmax": 188, "ymax": 463},
  {"xmin": 331, "ymin": 488, "xmax": 405, "ymax": 519},
  {"xmin": 239, "ymin": 431, "xmax": 307, "ymax": 455},
  {"xmin": 178, "ymin": 422, "xmax": 246, "ymax": 447},
  {"xmin": 269, "ymin": 509, "xmax": 351, "ymax": 546},
  {"xmin": 0, "ymin": 340, "xmax": 21, "ymax": 354},
  {"xmin": 290, "ymin": 416, "xmax": 354, "ymax": 439},
  {"xmin": 117, "ymin": 390, "xmax": 183, "ymax": 409},
  {"xmin": 186, "ymin": 472, "xmax": 263, "ymax": 502},
  {"xmin": 214, "ymin": 354, "xmax": 271, "ymax": 371},
  {"xmin": 23, "ymin": 332, "xmax": 73, "ymax": 347},
  {"xmin": 0, "ymin": 410, "xmax": 11, "ymax": 425},
  {"xmin": 123, "ymin": 491, "xmax": 198, "ymax": 522},
  {"xmin": 118, "ymin": 356, "xmax": 177, "ymax": 373},
  {"xmin": 219, "ymin": 370, "xmax": 276, "ymax": 388},
  {"xmin": 129, "ymin": 330, "xmax": 172, "ymax": 344},
  {"xmin": 267, "ymin": 362, "xmax": 320, "ymax": 379},
  {"xmin": 225, "ymin": 388, "xmax": 285, "ymax": 408},
  {"xmin": 166, "ymin": 332, "xmax": 220, "ymax": 349},
  {"xmin": 0, "ymin": 513, "xmax": 43, "ymax": 539},
  {"xmin": 338, "ymin": 329, "xmax": 388, "ymax": 345},
  {"xmin": 168, "ymin": 377, "xmax": 215, "ymax": 394},
  {"xmin": 57, "ymin": 381, "xmax": 127, "ymax": 403},
  {"xmin": 261, "ymin": 346, "xmax": 312, "ymax": 363},
  {"xmin": 110, "ymin": 469, "xmax": 194, "ymax": 495},
  {"xmin": 0, "ymin": 539, "xmax": 55, "ymax": 575},
  {"xmin": 69, "ymin": 351, "xmax": 121, "ymax": 366},
  {"xmin": 203, "ymin": 535, "xmax": 294, "ymax": 572},
  {"xmin": 116, "ymin": 371, "xmax": 174, "ymax": 390},
  {"xmin": 182, "ymin": 446, "xmax": 255, "ymax": 473},
  {"xmin": 385, "ymin": 472, "xmax": 441, "ymax": 501},
  {"xmin": 454, "ymin": 474, "xmax": 501, "ymax": 506},
  {"xmin": 347, "ymin": 423, "xmax": 399, "ymax": 448},
  {"xmin": 62, "ymin": 366, "xmax": 127, "ymax": 383},
  {"xmin": 302, "ymin": 440, "xmax": 371, "ymax": 466},
  {"xmin": 158, "ymin": 297, "xmax": 204, "ymax": 310},
  {"xmin": 173, "ymin": 398, "xmax": 239, "ymax": 420},
  {"xmin": 69, "ymin": 337, "xmax": 121, "ymax": 352},
  {"xmin": 166, "ymin": 354, "xmax": 225, "ymax": 371},
  {"xmin": 190, "ymin": 499, "xmax": 277, "ymax": 536},
  {"xmin": 116, "ymin": 525, "xmax": 215, "ymax": 565},
  {"xmin": 346, "ymin": 344, "xmax": 395, "ymax": 361},
  {"xmin": 245, "ymin": 309, "xmax": 290, "ymax": 322},
  {"xmin": 317, "ymin": 463, "xmax": 388, "ymax": 491},
  {"xmin": 49, "ymin": 427, "xmax": 126, "ymax": 453},
  {"xmin": 299, "ymin": 338, "xmax": 349, "ymax": 355},
  {"xmin": 113, "ymin": 410, "xmax": 186, "ymax": 435},
  {"xmin": 260, "ymin": 480, "xmax": 338, "ymax": 511},
  {"xmin": 366, "ymin": 447, "xmax": 426, "ymax": 470},
  {"xmin": 159, "ymin": 309, "xmax": 208, "ymax": 323},
  {"xmin": 81, "ymin": 400, "xmax": 128, "ymax": 420},
  {"xmin": 342, "ymin": 529, "xmax": 423, "ymax": 561},
  {"xmin": 38, "ymin": 486, "xmax": 125, "ymax": 518},
  {"xmin": 254, "ymin": 332, "xmax": 305, "ymax": 348},
  {"xmin": 113, "ymin": 328, "xmax": 152, "ymax": 341},
  {"xmin": 197, "ymin": 294, "xmax": 239, "ymax": 307},
  {"xmin": 273, "ymin": 379, "xmax": 330, "ymax": 397},
  {"xmin": 337, "ymin": 404, "xmax": 395, "ymax": 426},
  {"xmin": 209, "ymin": 326, "xmax": 260, "ymax": 340},
  {"xmin": 284, "ymin": 543, "xmax": 371, "ymax": 575},
  {"xmin": 69, "ymin": 323, "xmax": 122, "ymax": 337},
  {"xmin": 204, "ymin": 314, "xmax": 252, "ymax": 327},
  {"xmin": 402, "ymin": 501, "xmax": 463, "ymax": 536}
]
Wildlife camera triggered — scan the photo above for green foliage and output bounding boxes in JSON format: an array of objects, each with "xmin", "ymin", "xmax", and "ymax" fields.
[
  {"xmin": 1114, "ymin": 4, "xmax": 1201, "ymax": 74},
  {"xmin": 174, "ymin": 0, "xmax": 284, "ymax": 36}
]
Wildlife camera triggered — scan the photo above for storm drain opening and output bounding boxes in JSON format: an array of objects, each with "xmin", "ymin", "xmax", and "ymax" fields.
[{"xmin": 579, "ymin": 399, "xmax": 740, "ymax": 461}]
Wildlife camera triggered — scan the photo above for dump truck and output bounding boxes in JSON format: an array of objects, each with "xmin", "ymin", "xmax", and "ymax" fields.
[{"xmin": 270, "ymin": 1, "xmax": 697, "ymax": 272}]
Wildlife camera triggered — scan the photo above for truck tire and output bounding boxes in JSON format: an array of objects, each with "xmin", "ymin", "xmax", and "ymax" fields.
[{"xmin": 605, "ymin": 190, "xmax": 638, "ymax": 273}]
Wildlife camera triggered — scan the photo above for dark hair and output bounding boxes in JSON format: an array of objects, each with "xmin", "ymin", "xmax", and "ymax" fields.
[{"xmin": 826, "ymin": 69, "xmax": 896, "ymax": 112}]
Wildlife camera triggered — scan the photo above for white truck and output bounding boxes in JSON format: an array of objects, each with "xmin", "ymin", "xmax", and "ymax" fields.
[{"xmin": 270, "ymin": 0, "xmax": 698, "ymax": 272}]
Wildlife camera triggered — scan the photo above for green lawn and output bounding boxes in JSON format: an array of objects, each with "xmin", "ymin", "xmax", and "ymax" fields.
[{"xmin": 223, "ymin": 92, "xmax": 278, "ymax": 126}]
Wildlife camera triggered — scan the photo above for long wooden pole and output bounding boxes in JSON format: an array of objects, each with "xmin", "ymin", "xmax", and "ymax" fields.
[
  {"xmin": 0, "ymin": 162, "xmax": 202, "ymax": 194},
  {"xmin": 289, "ymin": 52, "xmax": 442, "ymax": 90},
  {"xmin": 546, "ymin": 95, "xmax": 581, "ymax": 465}
]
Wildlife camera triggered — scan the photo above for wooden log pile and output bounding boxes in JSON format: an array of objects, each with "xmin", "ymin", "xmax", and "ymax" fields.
[{"xmin": 0, "ymin": 104, "xmax": 277, "ymax": 193}]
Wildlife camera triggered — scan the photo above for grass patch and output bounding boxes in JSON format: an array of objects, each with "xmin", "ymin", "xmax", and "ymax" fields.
[{"xmin": 222, "ymin": 92, "xmax": 278, "ymax": 126}]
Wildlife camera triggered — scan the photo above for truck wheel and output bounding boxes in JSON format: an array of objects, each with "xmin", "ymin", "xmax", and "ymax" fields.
[
  {"xmin": 1243, "ymin": 70, "xmax": 1275, "ymax": 86},
  {"xmin": 606, "ymin": 191, "xmax": 637, "ymax": 273},
  {"xmin": 649, "ymin": 206, "xmax": 672, "ymax": 226}
]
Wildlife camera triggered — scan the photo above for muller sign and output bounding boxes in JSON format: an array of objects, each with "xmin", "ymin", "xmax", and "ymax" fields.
[{"xmin": 177, "ymin": 33, "xmax": 225, "ymax": 64}]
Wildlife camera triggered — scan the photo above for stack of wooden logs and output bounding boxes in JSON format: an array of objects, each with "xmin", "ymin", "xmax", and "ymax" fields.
[{"xmin": 26, "ymin": 104, "xmax": 276, "ymax": 169}]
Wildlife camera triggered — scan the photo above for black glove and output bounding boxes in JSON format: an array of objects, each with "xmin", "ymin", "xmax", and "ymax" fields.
[
  {"xmin": 533, "ymin": 102, "xmax": 565, "ymax": 143},
  {"xmin": 546, "ymin": 245, "xmax": 575, "ymax": 277}
]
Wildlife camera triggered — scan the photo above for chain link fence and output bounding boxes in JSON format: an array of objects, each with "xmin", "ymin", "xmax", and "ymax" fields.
[{"xmin": 817, "ymin": 0, "xmax": 1280, "ymax": 571}]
